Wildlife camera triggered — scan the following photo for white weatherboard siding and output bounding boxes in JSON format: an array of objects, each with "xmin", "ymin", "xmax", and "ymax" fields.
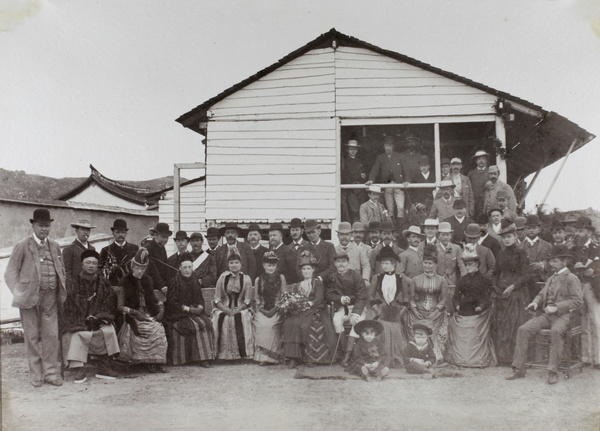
[{"xmin": 66, "ymin": 183, "xmax": 146, "ymax": 211}]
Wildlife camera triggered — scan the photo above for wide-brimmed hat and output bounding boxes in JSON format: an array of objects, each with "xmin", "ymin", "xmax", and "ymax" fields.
[
  {"xmin": 368, "ymin": 221, "xmax": 381, "ymax": 232},
  {"xmin": 354, "ymin": 320, "xmax": 384, "ymax": 336},
  {"xmin": 573, "ymin": 216, "xmax": 596, "ymax": 232},
  {"xmin": 206, "ymin": 227, "xmax": 220, "ymax": 238},
  {"xmin": 525, "ymin": 215, "xmax": 542, "ymax": 227},
  {"xmin": 345, "ymin": 139, "xmax": 360, "ymax": 147},
  {"xmin": 402, "ymin": 225, "xmax": 424, "ymax": 239},
  {"xmin": 174, "ymin": 230, "xmax": 190, "ymax": 241},
  {"xmin": 111, "ymin": 219, "xmax": 128, "ymax": 231},
  {"xmin": 333, "ymin": 251, "xmax": 350, "ymax": 261},
  {"xmin": 290, "ymin": 218, "xmax": 304, "ymax": 229},
  {"xmin": 380, "ymin": 221, "xmax": 395, "ymax": 232},
  {"xmin": 422, "ymin": 219, "xmax": 439, "ymax": 228},
  {"xmin": 268, "ymin": 223, "xmax": 285, "ymax": 234},
  {"xmin": 219, "ymin": 222, "xmax": 245, "ymax": 236},
  {"xmin": 450, "ymin": 157, "xmax": 462, "ymax": 165},
  {"xmin": 439, "ymin": 180, "xmax": 455, "ymax": 189},
  {"xmin": 297, "ymin": 250, "xmax": 318, "ymax": 268},
  {"xmin": 472, "ymin": 150, "xmax": 490, "ymax": 158},
  {"xmin": 514, "ymin": 217, "xmax": 527, "ymax": 230},
  {"xmin": 453, "ymin": 199, "xmax": 466, "ymax": 210},
  {"xmin": 336, "ymin": 222, "xmax": 352, "ymax": 234},
  {"xmin": 351, "ymin": 222, "xmax": 365, "ymax": 232},
  {"xmin": 189, "ymin": 232, "xmax": 203, "ymax": 241},
  {"xmin": 438, "ymin": 222, "xmax": 453, "ymax": 233},
  {"xmin": 80, "ymin": 249, "xmax": 100, "ymax": 262},
  {"xmin": 547, "ymin": 244, "xmax": 573, "ymax": 260},
  {"xmin": 30, "ymin": 208, "xmax": 53, "ymax": 224},
  {"xmin": 132, "ymin": 249, "xmax": 150, "ymax": 268},
  {"xmin": 412, "ymin": 323, "xmax": 433, "ymax": 336},
  {"xmin": 247, "ymin": 224, "xmax": 262, "ymax": 235},
  {"xmin": 498, "ymin": 219, "xmax": 517, "ymax": 236},
  {"xmin": 304, "ymin": 219, "xmax": 320, "ymax": 233},
  {"xmin": 71, "ymin": 218, "xmax": 96, "ymax": 229},
  {"xmin": 376, "ymin": 245, "xmax": 399, "ymax": 262},
  {"xmin": 262, "ymin": 250, "xmax": 279, "ymax": 264},
  {"xmin": 152, "ymin": 222, "xmax": 172, "ymax": 237},
  {"xmin": 465, "ymin": 223, "xmax": 482, "ymax": 238},
  {"xmin": 367, "ymin": 184, "xmax": 383, "ymax": 194}
]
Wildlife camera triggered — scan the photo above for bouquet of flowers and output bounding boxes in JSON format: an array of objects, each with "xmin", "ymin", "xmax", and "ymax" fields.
[{"xmin": 276, "ymin": 292, "xmax": 310, "ymax": 315}]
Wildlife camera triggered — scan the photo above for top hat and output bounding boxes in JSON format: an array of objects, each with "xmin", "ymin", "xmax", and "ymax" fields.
[
  {"xmin": 247, "ymin": 224, "xmax": 262, "ymax": 235},
  {"xmin": 438, "ymin": 222, "xmax": 453, "ymax": 233},
  {"xmin": 498, "ymin": 219, "xmax": 517, "ymax": 236},
  {"xmin": 206, "ymin": 227, "xmax": 220, "ymax": 238},
  {"xmin": 547, "ymin": 244, "xmax": 573, "ymax": 260},
  {"xmin": 368, "ymin": 221, "xmax": 381, "ymax": 232},
  {"xmin": 525, "ymin": 215, "xmax": 542, "ymax": 227},
  {"xmin": 573, "ymin": 216, "xmax": 596, "ymax": 232},
  {"xmin": 351, "ymin": 222, "xmax": 365, "ymax": 232},
  {"xmin": 412, "ymin": 323, "xmax": 433, "ymax": 336},
  {"xmin": 111, "ymin": 219, "xmax": 129, "ymax": 231},
  {"xmin": 30, "ymin": 208, "xmax": 53, "ymax": 224},
  {"xmin": 268, "ymin": 223, "xmax": 286, "ymax": 234},
  {"xmin": 336, "ymin": 222, "xmax": 352, "ymax": 234},
  {"xmin": 439, "ymin": 180, "xmax": 455, "ymax": 189},
  {"xmin": 472, "ymin": 150, "xmax": 490, "ymax": 158},
  {"xmin": 153, "ymin": 223, "xmax": 172, "ymax": 237},
  {"xmin": 514, "ymin": 217, "xmax": 527, "ymax": 230},
  {"xmin": 189, "ymin": 232, "xmax": 203, "ymax": 241},
  {"xmin": 262, "ymin": 250, "xmax": 279, "ymax": 264},
  {"xmin": 464, "ymin": 223, "xmax": 482, "ymax": 238},
  {"xmin": 132, "ymin": 248, "xmax": 150, "ymax": 268},
  {"xmin": 71, "ymin": 218, "xmax": 96, "ymax": 229},
  {"xmin": 402, "ymin": 225, "xmax": 424, "ymax": 239},
  {"xmin": 290, "ymin": 218, "xmax": 304, "ymax": 229},
  {"xmin": 376, "ymin": 245, "xmax": 399, "ymax": 262},
  {"xmin": 297, "ymin": 250, "xmax": 318, "ymax": 268},
  {"xmin": 80, "ymin": 249, "xmax": 100, "ymax": 262},
  {"xmin": 219, "ymin": 222, "xmax": 245, "ymax": 236},
  {"xmin": 380, "ymin": 221, "xmax": 395, "ymax": 232},
  {"xmin": 304, "ymin": 219, "xmax": 320, "ymax": 233},
  {"xmin": 345, "ymin": 139, "xmax": 360, "ymax": 147},
  {"xmin": 453, "ymin": 199, "xmax": 466, "ymax": 210},
  {"xmin": 354, "ymin": 319, "xmax": 384, "ymax": 336},
  {"xmin": 367, "ymin": 184, "xmax": 383, "ymax": 194},
  {"xmin": 174, "ymin": 231, "xmax": 189, "ymax": 241},
  {"xmin": 450, "ymin": 157, "xmax": 462, "ymax": 165}
]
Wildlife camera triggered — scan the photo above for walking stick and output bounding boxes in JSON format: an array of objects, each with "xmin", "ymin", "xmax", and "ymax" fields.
[{"xmin": 330, "ymin": 332, "xmax": 343, "ymax": 367}]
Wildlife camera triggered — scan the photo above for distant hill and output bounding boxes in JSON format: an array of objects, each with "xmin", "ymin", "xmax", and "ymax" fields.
[{"xmin": 0, "ymin": 168, "xmax": 183, "ymax": 204}]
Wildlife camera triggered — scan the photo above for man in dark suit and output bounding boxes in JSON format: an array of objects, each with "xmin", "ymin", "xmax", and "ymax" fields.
[
  {"xmin": 247, "ymin": 224, "xmax": 268, "ymax": 279},
  {"xmin": 341, "ymin": 138, "xmax": 366, "ymax": 223},
  {"xmin": 366, "ymin": 135, "xmax": 411, "ymax": 221},
  {"xmin": 205, "ymin": 227, "xmax": 221, "ymax": 256},
  {"xmin": 63, "ymin": 218, "xmax": 96, "ymax": 291},
  {"xmin": 268, "ymin": 223, "xmax": 296, "ymax": 284},
  {"xmin": 145, "ymin": 222, "xmax": 172, "ymax": 302},
  {"xmin": 304, "ymin": 219, "xmax": 336, "ymax": 280},
  {"xmin": 100, "ymin": 219, "xmax": 139, "ymax": 287},
  {"xmin": 5, "ymin": 209, "xmax": 66, "ymax": 387},
  {"xmin": 189, "ymin": 232, "xmax": 217, "ymax": 288},
  {"xmin": 214, "ymin": 222, "xmax": 257, "ymax": 281},
  {"xmin": 166, "ymin": 230, "xmax": 190, "ymax": 285},
  {"xmin": 444, "ymin": 199, "xmax": 472, "ymax": 246},
  {"xmin": 284, "ymin": 218, "xmax": 309, "ymax": 283},
  {"xmin": 468, "ymin": 150, "xmax": 491, "ymax": 217},
  {"xmin": 476, "ymin": 213, "xmax": 502, "ymax": 258},
  {"xmin": 410, "ymin": 155, "xmax": 435, "ymax": 211}
]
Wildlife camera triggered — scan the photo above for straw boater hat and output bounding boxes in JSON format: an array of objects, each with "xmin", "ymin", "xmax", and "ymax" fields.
[
  {"xmin": 376, "ymin": 245, "xmax": 399, "ymax": 262},
  {"xmin": 80, "ymin": 249, "xmax": 100, "ymax": 262},
  {"xmin": 71, "ymin": 218, "xmax": 96, "ymax": 229},
  {"xmin": 402, "ymin": 225, "xmax": 425, "ymax": 239},
  {"xmin": 438, "ymin": 222, "xmax": 453, "ymax": 233},
  {"xmin": 345, "ymin": 139, "xmax": 360, "ymax": 147},
  {"xmin": 30, "ymin": 208, "xmax": 53, "ymax": 224},
  {"xmin": 472, "ymin": 150, "xmax": 490, "ymax": 159},
  {"xmin": 367, "ymin": 184, "xmax": 383, "ymax": 194},
  {"xmin": 498, "ymin": 219, "xmax": 517, "ymax": 236},
  {"xmin": 422, "ymin": 218, "xmax": 439, "ymax": 228},
  {"xmin": 546, "ymin": 244, "xmax": 572, "ymax": 260},
  {"xmin": 438, "ymin": 180, "xmax": 456, "ymax": 189},
  {"xmin": 354, "ymin": 319, "xmax": 384, "ymax": 336},
  {"xmin": 412, "ymin": 323, "xmax": 433, "ymax": 336},
  {"xmin": 219, "ymin": 222, "xmax": 245, "ymax": 236},
  {"xmin": 464, "ymin": 223, "xmax": 482, "ymax": 238},
  {"xmin": 514, "ymin": 217, "xmax": 527, "ymax": 231},
  {"xmin": 174, "ymin": 230, "xmax": 189, "ymax": 241},
  {"xmin": 111, "ymin": 219, "xmax": 128, "ymax": 231},
  {"xmin": 262, "ymin": 250, "xmax": 279, "ymax": 264},
  {"xmin": 450, "ymin": 157, "xmax": 462, "ymax": 165},
  {"xmin": 336, "ymin": 222, "xmax": 352, "ymax": 234},
  {"xmin": 351, "ymin": 222, "xmax": 365, "ymax": 232},
  {"xmin": 132, "ymin": 249, "xmax": 150, "ymax": 268},
  {"xmin": 297, "ymin": 250, "xmax": 318, "ymax": 268}
]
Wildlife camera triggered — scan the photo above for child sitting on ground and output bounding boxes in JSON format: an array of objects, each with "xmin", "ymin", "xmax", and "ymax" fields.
[
  {"xmin": 349, "ymin": 320, "xmax": 389, "ymax": 381},
  {"xmin": 403, "ymin": 324, "xmax": 435, "ymax": 374}
]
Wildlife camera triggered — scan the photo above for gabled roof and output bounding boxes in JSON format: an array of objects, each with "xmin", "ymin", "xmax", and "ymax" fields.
[
  {"xmin": 145, "ymin": 175, "xmax": 206, "ymax": 200},
  {"xmin": 57, "ymin": 165, "xmax": 155, "ymax": 206}
]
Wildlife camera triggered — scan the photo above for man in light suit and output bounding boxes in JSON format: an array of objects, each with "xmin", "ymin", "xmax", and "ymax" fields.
[
  {"xmin": 483, "ymin": 165, "xmax": 517, "ymax": 214},
  {"xmin": 63, "ymin": 218, "xmax": 96, "ymax": 291},
  {"xmin": 304, "ymin": 219, "xmax": 336, "ymax": 280},
  {"xmin": 5, "ymin": 209, "xmax": 66, "ymax": 387},
  {"xmin": 359, "ymin": 185, "xmax": 391, "ymax": 226},
  {"xmin": 449, "ymin": 158, "xmax": 474, "ymax": 216},
  {"xmin": 214, "ymin": 222, "xmax": 257, "ymax": 281}
]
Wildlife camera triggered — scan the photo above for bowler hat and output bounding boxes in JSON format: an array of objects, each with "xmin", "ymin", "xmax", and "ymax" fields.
[
  {"xmin": 573, "ymin": 216, "xmax": 596, "ymax": 232},
  {"xmin": 514, "ymin": 217, "xmax": 527, "ymax": 230},
  {"xmin": 269, "ymin": 223, "xmax": 285, "ymax": 234},
  {"xmin": 376, "ymin": 245, "xmax": 399, "ymax": 262},
  {"xmin": 71, "ymin": 218, "xmax": 96, "ymax": 229},
  {"xmin": 525, "ymin": 215, "xmax": 542, "ymax": 227},
  {"xmin": 206, "ymin": 227, "xmax": 220, "ymax": 238},
  {"xmin": 498, "ymin": 219, "xmax": 517, "ymax": 236},
  {"xmin": 547, "ymin": 244, "xmax": 572, "ymax": 260},
  {"xmin": 153, "ymin": 222, "xmax": 172, "ymax": 237},
  {"xmin": 297, "ymin": 250, "xmax": 318, "ymax": 268},
  {"xmin": 438, "ymin": 222, "xmax": 453, "ymax": 233},
  {"xmin": 351, "ymin": 222, "xmax": 365, "ymax": 232},
  {"xmin": 383, "ymin": 135, "xmax": 396, "ymax": 146},
  {"xmin": 418, "ymin": 155, "xmax": 430, "ymax": 166},
  {"xmin": 262, "ymin": 250, "xmax": 279, "ymax": 264},
  {"xmin": 488, "ymin": 165, "xmax": 500, "ymax": 173},
  {"xmin": 402, "ymin": 225, "xmax": 424, "ymax": 239},
  {"xmin": 452, "ymin": 199, "xmax": 466, "ymax": 210},
  {"xmin": 404, "ymin": 134, "xmax": 419, "ymax": 146},
  {"xmin": 439, "ymin": 180, "xmax": 455, "ymax": 189},
  {"xmin": 304, "ymin": 219, "xmax": 320, "ymax": 233},
  {"xmin": 496, "ymin": 190, "xmax": 509, "ymax": 200},
  {"xmin": 174, "ymin": 230, "xmax": 190, "ymax": 241},
  {"xmin": 189, "ymin": 232, "xmax": 203, "ymax": 240},
  {"xmin": 111, "ymin": 219, "xmax": 128, "ymax": 231},
  {"xmin": 472, "ymin": 150, "xmax": 490, "ymax": 158},
  {"xmin": 30, "ymin": 208, "xmax": 53, "ymax": 224},
  {"xmin": 354, "ymin": 320, "xmax": 384, "ymax": 336},
  {"xmin": 367, "ymin": 221, "xmax": 381, "ymax": 232},
  {"xmin": 290, "ymin": 218, "xmax": 304, "ymax": 229},
  {"xmin": 219, "ymin": 222, "xmax": 245, "ymax": 236},
  {"xmin": 336, "ymin": 222, "xmax": 352, "ymax": 234},
  {"xmin": 333, "ymin": 251, "xmax": 349, "ymax": 261},
  {"xmin": 380, "ymin": 221, "xmax": 395, "ymax": 232},
  {"xmin": 412, "ymin": 323, "xmax": 433, "ymax": 336},
  {"xmin": 80, "ymin": 249, "xmax": 100, "ymax": 262},
  {"xmin": 441, "ymin": 158, "xmax": 451, "ymax": 166},
  {"xmin": 464, "ymin": 223, "xmax": 482, "ymax": 238},
  {"xmin": 247, "ymin": 224, "xmax": 262, "ymax": 235},
  {"xmin": 345, "ymin": 139, "xmax": 360, "ymax": 147}
]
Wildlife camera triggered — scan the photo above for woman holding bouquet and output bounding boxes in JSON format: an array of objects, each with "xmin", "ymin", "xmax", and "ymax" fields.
[
  {"xmin": 282, "ymin": 251, "xmax": 336, "ymax": 367},
  {"xmin": 253, "ymin": 251, "xmax": 286, "ymax": 365}
]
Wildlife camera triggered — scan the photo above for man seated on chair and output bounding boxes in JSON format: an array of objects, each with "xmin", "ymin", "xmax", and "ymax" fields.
[
  {"xmin": 325, "ymin": 251, "xmax": 369, "ymax": 367},
  {"xmin": 506, "ymin": 244, "xmax": 583, "ymax": 385}
]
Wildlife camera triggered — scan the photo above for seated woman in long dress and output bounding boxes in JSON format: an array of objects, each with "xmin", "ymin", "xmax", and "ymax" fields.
[
  {"xmin": 371, "ymin": 246, "xmax": 412, "ymax": 367},
  {"xmin": 212, "ymin": 253, "xmax": 254, "ymax": 360},
  {"xmin": 253, "ymin": 251, "xmax": 286, "ymax": 365},
  {"xmin": 165, "ymin": 252, "xmax": 216, "ymax": 367},
  {"xmin": 408, "ymin": 245, "xmax": 449, "ymax": 365},
  {"xmin": 117, "ymin": 249, "xmax": 168, "ymax": 373},
  {"xmin": 282, "ymin": 251, "xmax": 336, "ymax": 367},
  {"xmin": 448, "ymin": 246, "xmax": 497, "ymax": 367},
  {"xmin": 61, "ymin": 250, "xmax": 120, "ymax": 383}
]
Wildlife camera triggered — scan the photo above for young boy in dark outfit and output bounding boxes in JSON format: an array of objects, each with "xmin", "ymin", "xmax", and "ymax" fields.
[
  {"xmin": 403, "ymin": 324, "xmax": 435, "ymax": 374},
  {"xmin": 349, "ymin": 320, "xmax": 389, "ymax": 381}
]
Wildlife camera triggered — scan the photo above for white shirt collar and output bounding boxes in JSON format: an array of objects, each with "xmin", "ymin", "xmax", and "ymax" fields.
[
  {"xmin": 525, "ymin": 237, "xmax": 539, "ymax": 246},
  {"xmin": 272, "ymin": 242, "xmax": 283, "ymax": 250},
  {"xmin": 478, "ymin": 233, "xmax": 488, "ymax": 244},
  {"xmin": 421, "ymin": 172, "xmax": 430, "ymax": 179},
  {"xmin": 556, "ymin": 267, "xmax": 568, "ymax": 275},
  {"xmin": 312, "ymin": 238, "xmax": 322, "ymax": 246},
  {"xmin": 409, "ymin": 245, "xmax": 419, "ymax": 252},
  {"xmin": 114, "ymin": 240, "xmax": 127, "ymax": 247},
  {"xmin": 32, "ymin": 233, "xmax": 45, "ymax": 246},
  {"xmin": 455, "ymin": 215, "xmax": 465, "ymax": 223},
  {"xmin": 76, "ymin": 238, "xmax": 89, "ymax": 248},
  {"xmin": 584, "ymin": 239, "xmax": 593, "ymax": 247},
  {"xmin": 251, "ymin": 244, "xmax": 262, "ymax": 250}
]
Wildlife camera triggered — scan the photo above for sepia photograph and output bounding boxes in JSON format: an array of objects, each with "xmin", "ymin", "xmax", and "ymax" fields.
[{"xmin": 1, "ymin": 1, "xmax": 599, "ymax": 430}]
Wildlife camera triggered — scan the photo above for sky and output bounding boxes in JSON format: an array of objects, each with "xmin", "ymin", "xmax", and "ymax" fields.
[{"xmin": 1, "ymin": 0, "xmax": 599, "ymax": 212}]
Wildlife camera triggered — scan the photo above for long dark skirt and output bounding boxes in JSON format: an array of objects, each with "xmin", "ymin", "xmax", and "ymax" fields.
[
  {"xmin": 283, "ymin": 308, "xmax": 336, "ymax": 364},
  {"xmin": 491, "ymin": 288, "xmax": 529, "ymax": 364},
  {"xmin": 166, "ymin": 314, "xmax": 216, "ymax": 365}
]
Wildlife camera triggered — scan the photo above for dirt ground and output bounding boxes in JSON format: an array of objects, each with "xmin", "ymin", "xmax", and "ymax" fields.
[{"xmin": 1, "ymin": 342, "xmax": 599, "ymax": 431}]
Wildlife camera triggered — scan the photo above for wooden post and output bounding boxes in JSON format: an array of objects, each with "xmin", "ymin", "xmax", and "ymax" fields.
[
  {"xmin": 173, "ymin": 165, "xmax": 180, "ymax": 232},
  {"xmin": 538, "ymin": 138, "xmax": 578, "ymax": 208},
  {"xmin": 434, "ymin": 123, "xmax": 441, "ymax": 184},
  {"xmin": 495, "ymin": 116, "xmax": 508, "ymax": 183},
  {"xmin": 334, "ymin": 117, "xmax": 341, "ymax": 241},
  {"xmin": 519, "ymin": 166, "xmax": 543, "ymax": 207}
]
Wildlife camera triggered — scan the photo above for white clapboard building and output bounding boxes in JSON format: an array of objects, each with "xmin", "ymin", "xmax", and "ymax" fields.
[{"xmin": 175, "ymin": 29, "xmax": 594, "ymax": 234}]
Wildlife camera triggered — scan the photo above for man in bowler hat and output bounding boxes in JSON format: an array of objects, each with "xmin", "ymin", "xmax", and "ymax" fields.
[
  {"xmin": 100, "ymin": 219, "xmax": 139, "ymax": 286},
  {"xmin": 5, "ymin": 209, "xmax": 66, "ymax": 387},
  {"xmin": 63, "ymin": 218, "xmax": 97, "ymax": 291},
  {"xmin": 145, "ymin": 222, "xmax": 173, "ymax": 302},
  {"xmin": 214, "ymin": 222, "xmax": 257, "ymax": 280}
]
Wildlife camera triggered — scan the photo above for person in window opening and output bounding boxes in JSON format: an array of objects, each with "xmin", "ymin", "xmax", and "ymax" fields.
[
  {"xmin": 468, "ymin": 149, "xmax": 491, "ymax": 217},
  {"xmin": 341, "ymin": 138, "xmax": 366, "ymax": 224}
]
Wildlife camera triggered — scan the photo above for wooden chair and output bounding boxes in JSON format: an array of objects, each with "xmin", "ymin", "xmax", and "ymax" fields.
[{"xmin": 525, "ymin": 309, "xmax": 584, "ymax": 378}]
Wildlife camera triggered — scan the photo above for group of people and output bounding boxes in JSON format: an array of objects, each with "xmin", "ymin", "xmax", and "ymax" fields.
[
  {"xmin": 4, "ymin": 203, "xmax": 599, "ymax": 387},
  {"xmin": 342, "ymin": 135, "xmax": 517, "ymax": 230}
]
